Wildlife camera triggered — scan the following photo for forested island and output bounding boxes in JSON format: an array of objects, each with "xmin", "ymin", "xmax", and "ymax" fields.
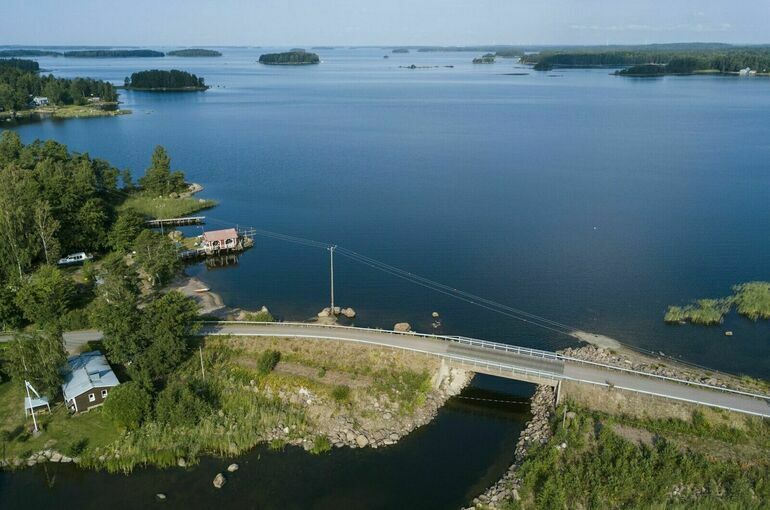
[
  {"xmin": 258, "ymin": 51, "xmax": 320, "ymax": 65},
  {"xmin": 472, "ymin": 53, "xmax": 496, "ymax": 64},
  {"xmin": 523, "ymin": 46, "xmax": 770, "ymax": 74},
  {"xmin": 124, "ymin": 70, "xmax": 208, "ymax": 91},
  {"xmin": 166, "ymin": 49, "xmax": 222, "ymax": 57},
  {"xmin": 64, "ymin": 49, "xmax": 164, "ymax": 58},
  {"xmin": 0, "ymin": 59, "xmax": 121, "ymax": 119},
  {"xmin": 0, "ymin": 58, "xmax": 40, "ymax": 72}
]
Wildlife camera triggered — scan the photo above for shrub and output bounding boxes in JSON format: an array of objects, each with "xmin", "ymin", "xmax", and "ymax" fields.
[
  {"xmin": 244, "ymin": 309, "xmax": 275, "ymax": 322},
  {"xmin": 331, "ymin": 384, "xmax": 351, "ymax": 403},
  {"xmin": 257, "ymin": 350, "xmax": 281, "ymax": 375},
  {"xmin": 67, "ymin": 438, "xmax": 89, "ymax": 456},
  {"xmin": 155, "ymin": 380, "xmax": 211, "ymax": 426},
  {"xmin": 103, "ymin": 381, "xmax": 153, "ymax": 430},
  {"xmin": 310, "ymin": 435, "xmax": 332, "ymax": 455},
  {"xmin": 269, "ymin": 438, "xmax": 286, "ymax": 451}
]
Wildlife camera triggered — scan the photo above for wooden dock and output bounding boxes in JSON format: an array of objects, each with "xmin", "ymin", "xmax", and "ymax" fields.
[{"xmin": 146, "ymin": 216, "xmax": 205, "ymax": 228}]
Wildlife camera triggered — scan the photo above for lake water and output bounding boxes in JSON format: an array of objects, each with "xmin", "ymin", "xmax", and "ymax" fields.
[{"xmin": 3, "ymin": 47, "xmax": 770, "ymax": 507}]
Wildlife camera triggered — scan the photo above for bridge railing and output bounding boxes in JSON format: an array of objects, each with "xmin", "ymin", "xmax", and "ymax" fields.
[
  {"xmin": 554, "ymin": 353, "xmax": 770, "ymax": 402},
  {"xmin": 202, "ymin": 321, "xmax": 770, "ymax": 403},
  {"xmin": 203, "ymin": 320, "xmax": 561, "ymax": 360},
  {"xmin": 202, "ymin": 321, "xmax": 561, "ymax": 384}
]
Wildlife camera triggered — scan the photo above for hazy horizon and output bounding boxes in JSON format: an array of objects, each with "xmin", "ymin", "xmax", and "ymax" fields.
[{"xmin": 4, "ymin": 0, "xmax": 769, "ymax": 47}]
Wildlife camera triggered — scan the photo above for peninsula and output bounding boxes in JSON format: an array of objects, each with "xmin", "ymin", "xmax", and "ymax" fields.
[
  {"xmin": 258, "ymin": 51, "xmax": 320, "ymax": 65},
  {"xmin": 0, "ymin": 59, "xmax": 127, "ymax": 122}
]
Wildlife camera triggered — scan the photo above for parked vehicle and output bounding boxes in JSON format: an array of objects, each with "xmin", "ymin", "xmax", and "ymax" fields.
[{"xmin": 57, "ymin": 252, "xmax": 93, "ymax": 266}]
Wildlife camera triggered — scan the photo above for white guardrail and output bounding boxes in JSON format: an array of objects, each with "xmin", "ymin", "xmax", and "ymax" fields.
[{"xmin": 202, "ymin": 321, "xmax": 770, "ymax": 404}]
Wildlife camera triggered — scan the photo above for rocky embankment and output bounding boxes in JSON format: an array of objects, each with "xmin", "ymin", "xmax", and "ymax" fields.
[
  {"xmin": 465, "ymin": 385, "xmax": 556, "ymax": 509},
  {"xmin": 262, "ymin": 366, "xmax": 473, "ymax": 451},
  {"xmin": 0, "ymin": 446, "xmax": 79, "ymax": 469},
  {"xmin": 561, "ymin": 345, "xmax": 766, "ymax": 395}
]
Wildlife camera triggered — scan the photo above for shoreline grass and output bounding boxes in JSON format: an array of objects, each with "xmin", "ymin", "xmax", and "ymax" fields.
[{"xmin": 120, "ymin": 193, "xmax": 217, "ymax": 219}]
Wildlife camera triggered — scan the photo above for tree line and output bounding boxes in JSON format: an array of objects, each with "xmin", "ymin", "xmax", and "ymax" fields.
[
  {"xmin": 0, "ymin": 66, "xmax": 117, "ymax": 111},
  {"xmin": 167, "ymin": 49, "xmax": 222, "ymax": 57},
  {"xmin": 125, "ymin": 69, "xmax": 207, "ymax": 90},
  {"xmin": 524, "ymin": 48, "xmax": 770, "ymax": 72}
]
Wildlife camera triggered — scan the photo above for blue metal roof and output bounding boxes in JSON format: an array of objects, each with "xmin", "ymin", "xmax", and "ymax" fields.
[{"xmin": 61, "ymin": 351, "xmax": 120, "ymax": 402}]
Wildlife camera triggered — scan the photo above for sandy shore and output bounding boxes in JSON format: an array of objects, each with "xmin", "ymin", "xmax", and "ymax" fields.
[
  {"xmin": 570, "ymin": 330, "xmax": 622, "ymax": 349},
  {"xmin": 167, "ymin": 274, "xmax": 228, "ymax": 317}
]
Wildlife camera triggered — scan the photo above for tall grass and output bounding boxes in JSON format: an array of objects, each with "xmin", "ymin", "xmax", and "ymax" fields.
[
  {"xmin": 664, "ymin": 298, "xmax": 733, "ymax": 325},
  {"xmin": 732, "ymin": 282, "xmax": 770, "ymax": 320}
]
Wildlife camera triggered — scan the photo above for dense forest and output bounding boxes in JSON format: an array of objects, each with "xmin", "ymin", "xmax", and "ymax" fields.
[
  {"xmin": 0, "ymin": 58, "xmax": 40, "ymax": 72},
  {"xmin": 524, "ymin": 48, "xmax": 770, "ymax": 72},
  {"xmin": 258, "ymin": 51, "xmax": 320, "ymax": 65},
  {"xmin": 0, "ymin": 66, "xmax": 117, "ymax": 111},
  {"xmin": 63, "ymin": 49, "xmax": 164, "ymax": 58},
  {"xmin": 0, "ymin": 133, "xmax": 194, "ymax": 332},
  {"xmin": 166, "ymin": 49, "xmax": 222, "ymax": 57},
  {"xmin": 125, "ymin": 69, "xmax": 207, "ymax": 90}
]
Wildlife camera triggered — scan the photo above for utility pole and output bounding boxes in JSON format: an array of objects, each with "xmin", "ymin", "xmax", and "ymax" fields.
[{"xmin": 329, "ymin": 245, "xmax": 336, "ymax": 314}]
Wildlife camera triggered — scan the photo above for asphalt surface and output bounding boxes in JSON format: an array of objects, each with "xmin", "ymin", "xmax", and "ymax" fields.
[{"xmin": 3, "ymin": 323, "xmax": 768, "ymax": 417}]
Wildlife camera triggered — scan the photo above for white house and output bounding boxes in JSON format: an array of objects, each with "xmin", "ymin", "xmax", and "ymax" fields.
[{"xmin": 31, "ymin": 96, "xmax": 49, "ymax": 106}]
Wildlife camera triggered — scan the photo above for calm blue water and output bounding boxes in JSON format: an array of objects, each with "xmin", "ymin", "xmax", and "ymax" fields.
[
  {"xmin": 12, "ymin": 47, "xmax": 769, "ymax": 378},
  {"xmin": 3, "ymin": 46, "xmax": 770, "ymax": 509}
]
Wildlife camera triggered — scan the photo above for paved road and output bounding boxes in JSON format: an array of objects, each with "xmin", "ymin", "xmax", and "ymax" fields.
[
  {"xmin": 4, "ymin": 322, "xmax": 769, "ymax": 417},
  {"xmin": 201, "ymin": 322, "xmax": 770, "ymax": 418}
]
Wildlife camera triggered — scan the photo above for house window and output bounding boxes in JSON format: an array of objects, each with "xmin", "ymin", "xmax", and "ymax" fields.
[
  {"xmin": 101, "ymin": 389, "xmax": 108, "ymax": 398},
  {"xmin": 88, "ymin": 393, "xmax": 96, "ymax": 402}
]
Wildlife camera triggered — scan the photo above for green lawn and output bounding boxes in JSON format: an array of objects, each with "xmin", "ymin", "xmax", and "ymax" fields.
[
  {"xmin": 0, "ymin": 381, "xmax": 121, "ymax": 461},
  {"xmin": 120, "ymin": 194, "xmax": 216, "ymax": 219}
]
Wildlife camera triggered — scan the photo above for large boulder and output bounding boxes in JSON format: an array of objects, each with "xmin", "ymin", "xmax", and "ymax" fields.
[
  {"xmin": 355, "ymin": 435, "xmax": 369, "ymax": 448},
  {"xmin": 341, "ymin": 307, "xmax": 356, "ymax": 318},
  {"xmin": 394, "ymin": 322, "xmax": 412, "ymax": 332},
  {"xmin": 317, "ymin": 307, "xmax": 331, "ymax": 318},
  {"xmin": 227, "ymin": 463, "xmax": 239, "ymax": 472},
  {"xmin": 213, "ymin": 473, "xmax": 226, "ymax": 489}
]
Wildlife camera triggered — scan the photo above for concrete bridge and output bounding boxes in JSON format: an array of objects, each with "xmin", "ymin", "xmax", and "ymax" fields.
[{"xmin": 200, "ymin": 321, "xmax": 770, "ymax": 418}]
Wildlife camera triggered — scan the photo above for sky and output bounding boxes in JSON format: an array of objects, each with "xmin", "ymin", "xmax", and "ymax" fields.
[{"xmin": 3, "ymin": 0, "xmax": 769, "ymax": 47}]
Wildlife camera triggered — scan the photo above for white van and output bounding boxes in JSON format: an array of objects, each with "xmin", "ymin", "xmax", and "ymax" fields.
[{"xmin": 57, "ymin": 252, "xmax": 93, "ymax": 266}]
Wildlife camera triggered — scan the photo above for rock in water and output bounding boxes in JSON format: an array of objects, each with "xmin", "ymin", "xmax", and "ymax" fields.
[
  {"xmin": 177, "ymin": 457, "xmax": 186, "ymax": 467},
  {"xmin": 156, "ymin": 493, "xmax": 167, "ymax": 501},
  {"xmin": 394, "ymin": 322, "xmax": 412, "ymax": 332},
  {"xmin": 317, "ymin": 307, "xmax": 331, "ymax": 318},
  {"xmin": 213, "ymin": 473, "xmax": 226, "ymax": 488},
  {"xmin": 432, "ymin": 311, "xmax": 439, "ymax": 318},
  {"xmin": 341, "ymin": 307, "xmax": 356, "ymax": 318},
  {"xmin": 227, "ymin": 463, "xmax": 239, "ymax": 472}
]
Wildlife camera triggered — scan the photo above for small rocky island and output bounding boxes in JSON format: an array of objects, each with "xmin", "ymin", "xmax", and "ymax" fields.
[
  {"xmin": 124, "ymin": 69, "xmax": 208, "ymax": 91},
  {"xmin": 472, "ymin": 53, "xmax": 496, "ymax": 64},
  {"xmin": 258, "ymin": 51, "xmax": 320, "ymax": 65}
]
